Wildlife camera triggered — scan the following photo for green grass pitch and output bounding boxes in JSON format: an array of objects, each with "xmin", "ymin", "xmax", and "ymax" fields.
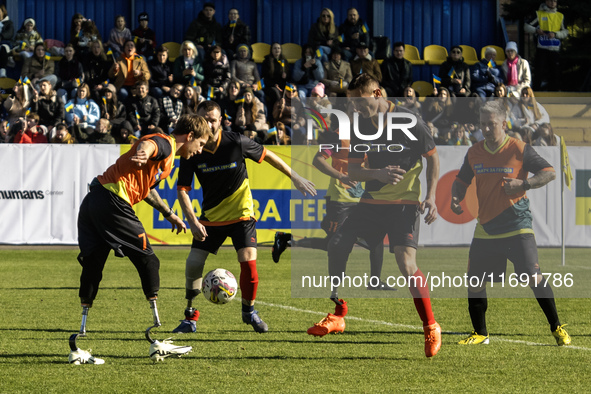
[{"xmin": 0, "ymin": 246, "xmax": 590, "ymax": 393}]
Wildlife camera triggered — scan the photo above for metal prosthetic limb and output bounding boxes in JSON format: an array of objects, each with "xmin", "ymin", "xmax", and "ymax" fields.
[
  {"xmin": 69, "ymin": 305, "xmax": 90, "ymax": 351},
  {"xmin": 145, "ymin": 298, "xmax": 162, "ymax": 344}
]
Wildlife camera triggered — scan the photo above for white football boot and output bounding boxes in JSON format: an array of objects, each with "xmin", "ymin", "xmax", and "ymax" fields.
[{"xmin": 149, "ymin": 338, "xmax": 192, "ymax": 362}]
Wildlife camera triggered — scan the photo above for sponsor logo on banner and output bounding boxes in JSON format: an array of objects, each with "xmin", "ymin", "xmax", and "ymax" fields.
[
  {"xmin": 0, "ymin": 190, "xmax": 45, "ymax": 199},
  {"xmin": 575, "ymin": 170, "xmax": 591, "ymax": 225}
]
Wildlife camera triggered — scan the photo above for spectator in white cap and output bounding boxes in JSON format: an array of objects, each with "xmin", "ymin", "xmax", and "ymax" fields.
[
  {"xmin": 12, "ymin": 18, "xmax": 42, "ymax": 59},
  {"xmin": 501, "ymin": 41, "xmax": 531, "ymax": 97}
]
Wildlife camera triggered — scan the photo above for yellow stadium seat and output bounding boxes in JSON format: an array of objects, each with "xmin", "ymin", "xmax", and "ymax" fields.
[
  {"xmin": 411, "ymin": 80, "xmax": 434, "ymax": 99},
  {"xmin": 281, "ymin": 43, "xmax": 302, "ymax": 64},
  {"xmin": 251, "ymin": 42, "xmax": 270, "ymax": 64},
  {"xmin": 459, "ymin": 45, "xmax": 479, "ymax": 66},
  {"xmin": 162, "ymin": 42, "xmax": 181, "ymax": 62},
  {"xmin": 481, "ymin": 45, "xmax": 506, "ymax": 63},
  {"xmin": 0, "ymin": 78, "xmax": 17, "ymax": 99},
  {"xmin": 423, "ymin": 45, "xmax": 448, "ymax": 65},
  {"xmin": 403, "ymin": 44, "xmax": 425, "ymax": 65}
]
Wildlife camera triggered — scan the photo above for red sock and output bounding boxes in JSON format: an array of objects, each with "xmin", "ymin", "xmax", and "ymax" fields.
[
  {"xmin": 239, "ymin": 260, "xmax": 258, "ymax": 301},
  {"xmin": 333, "ymin": 299, "xmax": 348, "ymax": 317},
  {"xmin": 408, "ymin": 269, "xmax": 435, "ymax": 326}
]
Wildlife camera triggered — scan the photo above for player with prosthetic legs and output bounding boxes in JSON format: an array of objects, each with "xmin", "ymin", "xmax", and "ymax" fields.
[{"xmin": 70, "ymin": 115, "xmax": 211, "ymax": 363}]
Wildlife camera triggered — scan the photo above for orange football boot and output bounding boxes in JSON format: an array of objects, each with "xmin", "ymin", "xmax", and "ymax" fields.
[
  {"xmin": 307, "ymin": 314, "xmax": 346, "ymax": 337},
  {"xmin": 424, "ymin": 322, "xmax": 441, "ymax": 357}
]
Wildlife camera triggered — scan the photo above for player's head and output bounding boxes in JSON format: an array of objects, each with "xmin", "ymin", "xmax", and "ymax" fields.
[
  {"xmin": 348, "ymin": 73, "xmax": 382, "ymax": 118},
  {"xmin": 173, "ymin": 115, "xmax": 211, "ymax": 159},
  {"xmin": 480, "ymin": 100, "xmax": 507, "ymax": 144},
  {"xmin": 197, "ymin": 100, "xmax": 223, "ymax": 136}
]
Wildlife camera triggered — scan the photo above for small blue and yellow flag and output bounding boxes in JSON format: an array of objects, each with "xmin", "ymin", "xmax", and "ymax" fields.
[
  {"xmin": 191, "ymin": 76, "xmax": 198, "ymax": 87},
  {"xmin": 103, "ymin": 79, "xmax": 110, "ymax": 86},
  {"xmin": 65, "ymin": 102, "xmax": 74, "ymax": 112},
  {"xmin": 135, "ymin": 54, "xmax": 142, "ymax": 60},
  {"xmin": 106, "ymin": 48, "xmax": 113, "ymax": 56},
  {"xmin": 75, "ymin": 78, "xmax": 82, "ymax": 86},
  {"xmin": 135, "ymin": 110, "xmax": 141, "ymax": 120},
  {"xmin": 433, "ymin": 74, "xmax": 442, "ymax": 85},
  {"xmin": 133, "ymin": 36, "xmax": 139, "ymax": 44},
  {"xmin": 448, "ymin": 67, "xmax": 457, "ymax": 78},
  {"xmin": 229, "ymin": 20, "xmax": 237, "ymax": 28},
  {"xmin": 208, "ymin": 87, "xmax": 215, "ymax": 99},
  {"xmin": 234, "ymin": 96, "xmax": 245, "ymax": 104},
  {"xmin": 44, "ymin": 52, "xmax": 51, "ymax": 60},
  {"xmin": 338, "ymin": 34, "xmax": 344, "ymax": 43},
  {"xmin": 361, "ymin": 22, "xmax": 369, "ymax": 34},
  {"xmin": 25, "ymin": 108, "xmax": 31, "ymax": 116},
  {"xmin": 102, "ymin": 96, "xmax": 107, "ymax": 106},
  {"xmin": 20, "ymin": 41, "xmax": 27, "ymax": 50},
  {"xmin": 23, "ymin": 76, "xmax": 31, "ymax": 85},
  {"xmin": 256, "ymin": 79, "xmax": 265, "ymax": 90},
  {"xmin": 285, "ymin": 83, "xmax": 295, "ymax": 92},
  {"xmin": 315, "ymin": 47, "xmax": 323, "ymax": 58},
  {"xmin": 267, "ymin": 126, "xmax": 277, "ymax": 136},
  {"xmin": 487, "ymin": 59, "xmax": 496, "ymax": 68},
  {"xmin": 224, "ymin": 110, "xmax": 232, "ymax": 120},
  {"xmin": 17, "ymin": 76, "xmax": 22, "ymax": 85}
]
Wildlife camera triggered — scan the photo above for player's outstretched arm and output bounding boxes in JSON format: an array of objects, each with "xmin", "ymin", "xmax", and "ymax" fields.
[
  {"xmin": 421, "ymin": 152, "xmax": 440, "ymax": 225},
  {"xmin": 144, "ymin": 189, "xmax": 187, "ymax": 234},
  {"xmin": 263, "ymin": 149, "xmax": 317, "ymax": 196},
  {"xmin": 451, "ymin": 180, "xmax": 468, "ymax": 215},
  {"xmin": 312, "ymin": 151, "xmax": 357, "ymax": 187},
  {"xmin": 177, "ymin": 189, "xmax": 207, "ymax": 241},
  {"xmin": 348, "ymin": 162, "xmax": 406, "ymax": 184}
]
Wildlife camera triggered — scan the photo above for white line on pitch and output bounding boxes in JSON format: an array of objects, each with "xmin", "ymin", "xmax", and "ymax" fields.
[{"xmin": 257, "ymin": 301, "xmax": 591, "ymax": 351}]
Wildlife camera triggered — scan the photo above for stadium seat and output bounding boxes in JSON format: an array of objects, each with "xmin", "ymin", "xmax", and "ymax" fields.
[
  {"xmin": 281, "ymin": 43, "xmax": 302, "ymax": 64},
  {"xmin": 403, "ymin": 44, "xmax": 425, "ymax": 65},
  {"xmin": 162, "ymin": 42, "xmax": 181, "ymax": 62},
  {"xmin": 481, "ymin": 45, "xmax": 506, "ymax": 63},
  {"xmin": 459, "ymin": 45, "xmax": 479, "ymax": 66},
  {"xmin": 0, "ymin": 77, "xmax": 16, "ymax": 99},
  {"xmin": 423, "ymin": 45, "xmax": 448, "ymax": 65},
  {"xmin": 411, "ymin": 80, "xmax": 434, "ymax": 99},
  {"xmin": 251, "ymin": 42, "xmax": 270, "ymax": 64}
]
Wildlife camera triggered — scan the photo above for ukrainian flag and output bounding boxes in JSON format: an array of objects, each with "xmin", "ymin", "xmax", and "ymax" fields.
[
  {"xmin": 25, "ymin": 108, "xmax": 30, "ymax": 116},
  {"xmin": 229, "ymin": 20, "xmax": 237, "ymax": 28},
  {"xmin": 208, "ymin": 87, "xmax": 215, "ymax": 99},
  {"xmin": 44, "ymin": 52, "xmax": 51, "ymax": 60},
  {"xmin": 361, "ymin": 22, "xmax": 369, "ymax": 34},
  {"xmin": 487, "ymin": 59, "xmax": 496, "ymax": 68},
  {"xmin": 315, "ymin": 47, "xmax": 323, "ymax": 58},
  {"xmin": 448, "ymin": 67, "xmax": 457, "ymax": 78},
  {"xmin": 433, "ymin": 74, "xmax": 441, "ymax": 85},
  {"xmin": 133, "ymin": 36, "xmax": 139, "ymax": 44},
  {"xmin": 106, "ymin": 48, "xmax": 113, "ymax": 56},
  {"xmin": 285, "ymin": 83, "xmax": 295, "ymax": 92},
  {"xmin": 338, "ymin": 34, "xmax": 344, "ymax": 43},
  {"xmin": 76, "ymin": 78, "xmax": 82, "ymax": 86},
  {"xmin": 20, "ymin": 41, "xmax": 27, "ymax": 50},
  {"xmin": 102, "ymin": 96, "xmax": 107, "ymax": 106},
  {"xmin": 135, "ymin": 110, "xmax": 141, "ymax": 120},
  {"xmin": 103, "ymin": 79, "xmax": 110, "ymax": 86},
  {"xmin": 23, "ymin": 76, "xmax": 31, "ymax": 85},
  {"xmin": 191, "ymin": 76, "xmax": 197, "ymax": 87},
  {"xmin": 235, "ymin": 96, "xmax": 245, "ymax": 104},
  {"xmin": 256, "ymin": 79, "xmax": 265, "ymax": 90},
  {"xmin": 65, "ymin": 102, "xmax": 74, "ymax": 112},
  {"xmin": 224, "ymin": 110, "xmax": 232, "ymax": 120}
]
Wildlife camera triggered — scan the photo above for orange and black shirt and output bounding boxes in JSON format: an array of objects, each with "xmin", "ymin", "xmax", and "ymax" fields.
[
  {"xmin": 98, "ymin": 133, "xmax": 175, "ymax": 206},
  {"xmin": 456, "ymin": 136, "xmax": 554, "ymax": 238}
]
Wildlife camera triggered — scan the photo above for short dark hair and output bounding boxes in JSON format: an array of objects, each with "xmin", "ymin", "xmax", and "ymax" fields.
[
  {"xmin": 393, "ymin": 41, "xmax": 405, "ymax": 50},
  {"xmin": 203, "ymin": 2, "xmax": 215, "ymax": 10},
  {"xmin": 348, "ymin": 73, "xmax": 379, "ymax": 94},
  {"xmin": 197, "ymin": 100, "xmax": 221, "ymax": 115}
]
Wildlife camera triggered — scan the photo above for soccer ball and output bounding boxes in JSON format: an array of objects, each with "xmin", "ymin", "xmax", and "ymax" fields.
[{"xmin": 202, "ymin": 268, "xmax": 238, "ymax": 304}]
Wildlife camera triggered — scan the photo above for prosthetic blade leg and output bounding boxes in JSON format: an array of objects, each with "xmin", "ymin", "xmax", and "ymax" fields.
[{"xmin": 146, "ymin": 298, "xmax": 193, "ymax": 362}]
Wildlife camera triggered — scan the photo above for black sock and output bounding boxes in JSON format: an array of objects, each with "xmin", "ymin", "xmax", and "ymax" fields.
[
  {"xmin": 531, "ymin": 282, "xmax": 561, "ymax": 331},
  {"xmin": 242, "ymin": 303, "xmax": 254, "ymax": 314},
  {"xmin": 468, "ymin": 288, "xmax": 488, "ymax": 336},
  {"xmin": 295, "ymin": 237, "xmax": 328, "ymax": 251}
]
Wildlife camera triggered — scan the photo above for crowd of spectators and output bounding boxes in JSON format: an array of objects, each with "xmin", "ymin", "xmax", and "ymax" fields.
[{"xmin": 0, "ymin": 1, "xmax": 565, "ymax": 146}]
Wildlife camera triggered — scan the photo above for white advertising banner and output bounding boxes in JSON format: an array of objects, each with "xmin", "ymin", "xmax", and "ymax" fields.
[{"xmin": 0, "ymin": 145, "xmax": 588, "ymax": 246}]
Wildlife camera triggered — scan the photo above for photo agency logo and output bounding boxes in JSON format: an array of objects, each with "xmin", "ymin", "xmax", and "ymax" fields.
[{"xmin": 305, "ymin": 103, "xmax": 418, "ymax": 152}]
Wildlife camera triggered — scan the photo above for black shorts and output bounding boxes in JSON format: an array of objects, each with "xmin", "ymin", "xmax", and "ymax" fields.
[
  {"xmin": 340, "ymin": 203, "xmax": 420, "ymax": 251},
  {"xmin": 468, "ymin": 233, "xmax": 542, "ymax": 283},
  {"xmin": 78, "ymin": 183, "xmax": 153, "ymax": 258},
  {"xmin": 320, "ymin": 200, "xmax": 356, "ymax": 235},
  {"xmin": 191, "ymin": 219, "xmax": 257, "ymax": 254}
]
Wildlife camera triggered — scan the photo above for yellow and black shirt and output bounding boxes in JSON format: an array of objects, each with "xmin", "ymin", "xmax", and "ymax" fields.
[{"xmin": 177, "ymin": 130, "xmax": 266, "ymax": 225}]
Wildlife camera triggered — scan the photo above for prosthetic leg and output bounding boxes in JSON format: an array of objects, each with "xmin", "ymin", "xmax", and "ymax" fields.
[
  {"xmin": 68, "ymin": 305, "xmax": 105, "ymax": 365},
  {"xmin": 146, "ymin": 298, "xmax": 193, "ymax": 362}
]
